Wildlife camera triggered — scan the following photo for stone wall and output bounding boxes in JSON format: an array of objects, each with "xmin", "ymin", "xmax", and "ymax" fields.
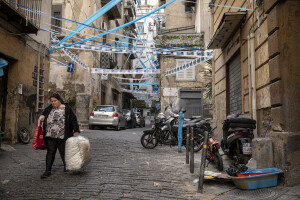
[
  {"xmin": 159, "ymin": 56, "xmax": 212, "ymax": 115},
  {"xmin": 211, "ymin": 0, "xmax": 300, "ymax": 185}
]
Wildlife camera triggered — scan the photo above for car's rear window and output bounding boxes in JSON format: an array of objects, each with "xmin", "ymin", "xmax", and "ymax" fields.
[
  {"xmin": 95, "ymin": 106, "xmax": 115, "ymax": 112},
  {"xmin": 123, "ymin": 110, "xmax": 131, "ymax": 115}
]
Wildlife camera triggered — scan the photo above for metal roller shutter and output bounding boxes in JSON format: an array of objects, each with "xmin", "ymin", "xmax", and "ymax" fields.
[
  {"xmin": 179, "ymin": 90, "xmax": 203, "ymax": 118},
  {"xmin": 228, "ymin": 53, "xmax": 242, "ymax": 114}
]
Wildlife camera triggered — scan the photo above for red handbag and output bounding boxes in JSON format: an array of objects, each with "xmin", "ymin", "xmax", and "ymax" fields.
[{"xmin": 32, "ymin": 121, "xmax": 46, "ymax": 150}]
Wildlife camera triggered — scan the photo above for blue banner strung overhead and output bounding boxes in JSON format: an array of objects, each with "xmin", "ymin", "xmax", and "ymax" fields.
[{"xmin": 0, "ymin": 58, "xmax": 8, "ymax": 77}]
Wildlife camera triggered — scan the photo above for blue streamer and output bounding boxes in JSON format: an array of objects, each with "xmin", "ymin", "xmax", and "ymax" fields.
[
  {"xmin": 0, "ymin": 58, "xmax": 8, "ymax": 77},
  {"xmin": 6, "ymin": 0, "xmax": 137, "ymax": 44},
  {"xmin": 56, "ymin": 0, "xmax": 177, "ymax": 50},
  {"xmin": 122, "ymin": 8, "xmax": 149, "ymax": 69},
  {"xmin": 135, "ymin": 53, "xmax": 147, "ymax": 69},
  {"xmin": 136, "ymin": 0, "xmax": 142, "ymax": 11},
  {"xmin": 54, "ymin": 0, "xmax": 122, "ymax": 48}
]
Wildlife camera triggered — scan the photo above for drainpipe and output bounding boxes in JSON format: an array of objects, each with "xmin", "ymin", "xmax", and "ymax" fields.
[{"xmin": 250, "ymin": 31, "xmax": 257, "ymax": 138}]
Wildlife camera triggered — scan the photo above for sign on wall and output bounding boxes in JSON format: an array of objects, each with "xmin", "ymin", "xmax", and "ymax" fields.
[{"xmin": 163, "ymin": 88, "xmax": 178, "ymax": 97}]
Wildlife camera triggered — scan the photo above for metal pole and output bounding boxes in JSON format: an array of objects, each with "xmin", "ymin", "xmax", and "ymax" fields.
[
  {"xmin": 198, "ymin": 130, "xmax": 208, "ymax": 193},
  {"xmin": 190, "ymin": 127, "xmax": 194, "ymax": 174},
  {"xmin": 186, "ymin": 126, "xmax": 190, "ymax": 164}
]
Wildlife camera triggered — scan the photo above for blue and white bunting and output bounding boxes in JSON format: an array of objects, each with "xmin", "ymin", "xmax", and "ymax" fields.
[
  {"xmin": 91, "ymin": 68, "xmax": 160, "ymax": 75},
  {"xmin": 121, "ymin": 88, "xmax": 159, "ymax": 94},
  {"xmin": 165, "ymin": 56, "xmax": 213, "ymax": 76}
]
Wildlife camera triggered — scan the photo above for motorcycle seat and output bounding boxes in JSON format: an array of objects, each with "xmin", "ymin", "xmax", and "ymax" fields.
[
  {"xmin": 186, "ymin": 122, "xmax": 196, "ymax": 127},
  {"xmin": 228, "ymin": 128, "xmax": 251, "ymax": 134},
  {"xmin": 189, "ymin": 119, "xmax": 202, "ymax": 123},
  {"xmin": 172, "ymin": 123, "xmax": 195, "ymax": 132},
  {"xmin": 196, "ymin": 120, "xmax": 207, "ymax": 127}
]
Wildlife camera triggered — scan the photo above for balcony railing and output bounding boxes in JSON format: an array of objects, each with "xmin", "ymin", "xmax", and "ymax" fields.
[
  {"xmin": 0, "ymin": 0, "xmax": 41, "ymax": 33},
  {"xmin": 123, "ymin": 0, "xmax": 136, "ymax": 17}
]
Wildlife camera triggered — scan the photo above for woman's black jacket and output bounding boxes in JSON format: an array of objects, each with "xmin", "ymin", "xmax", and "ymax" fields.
[{"xmin": 42, "ymin": 104, "xmax": 80, "ymax": 141}]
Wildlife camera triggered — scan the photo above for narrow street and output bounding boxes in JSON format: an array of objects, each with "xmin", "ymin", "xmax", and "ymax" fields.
[
  {"xmin": 1, "ymin": 126, "xmax": 299, "ymax": 200},
  {"xmin": 0, "ymin": 126, "xmax": 220, "ymax": 199}
]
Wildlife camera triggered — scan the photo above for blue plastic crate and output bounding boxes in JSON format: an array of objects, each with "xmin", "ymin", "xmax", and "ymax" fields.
[{"xmin": 230, "ymin": 168, "xmax": 283, "ymax": 190}]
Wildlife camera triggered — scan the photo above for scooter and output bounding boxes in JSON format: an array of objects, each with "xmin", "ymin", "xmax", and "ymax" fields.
[{"xmin": 220, "ymin": 114, "xmax": 256, "ymax": 165}]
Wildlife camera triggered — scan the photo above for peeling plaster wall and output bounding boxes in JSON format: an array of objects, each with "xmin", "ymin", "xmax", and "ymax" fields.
[
  {"xmin": 0, "ymin": 0, "xmax": 51, "ymax": 143},
  {"xmin": 164, "ymin": 0, "xmax": 194, "ymax": 29},
  {"xmin": 155, "ymin": 34, "xmax": 203, "ymax": 48}
]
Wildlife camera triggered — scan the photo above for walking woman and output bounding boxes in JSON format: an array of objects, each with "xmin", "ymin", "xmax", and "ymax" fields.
[{"xmin": 39, "ymin": 93, "xmax": 80, "ymax": 179}]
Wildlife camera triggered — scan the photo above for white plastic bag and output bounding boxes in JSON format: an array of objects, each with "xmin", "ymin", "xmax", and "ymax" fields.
[{"xmin": 65, "ymin": 136, "xmax": 92, "ymax": 170}]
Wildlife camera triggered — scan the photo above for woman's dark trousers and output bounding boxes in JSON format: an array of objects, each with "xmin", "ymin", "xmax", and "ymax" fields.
[{"xmin": 45, "ymin": 138, "xmax": 65, "ymax": 171}]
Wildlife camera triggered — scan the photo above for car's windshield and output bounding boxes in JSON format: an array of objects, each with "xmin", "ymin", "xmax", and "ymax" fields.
[{"xmin": 95, "ymin": 106, "xmax": 115, "ymax": 112}]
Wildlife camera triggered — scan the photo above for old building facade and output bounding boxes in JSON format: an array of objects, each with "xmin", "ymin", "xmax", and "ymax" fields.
[
  {"xmin": 209, "ymin": 0, "xmax": 300, "ymax": 185},
  {"xmin": 50, "ymin": 0, "xmax": 137, "ymax": 127},
  {"xmin": 156, "ymin": 0, "xmax": 212, "ymax": 118},
  {"xmin": 0, "ymin": 0, "xmax": 51, "ymax": 143}
]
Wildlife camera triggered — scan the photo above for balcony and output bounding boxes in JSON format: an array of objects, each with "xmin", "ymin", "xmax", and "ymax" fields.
[
  {"xmin": 109, "ymin": 53, "xmax": 117, "ymax": 69},
  {"xmin": 125, "ymin": 15, "xmax": 136, "ymax": 30},
  {"xmin": 0, "ymin": 0, "xmax": 41, "ymax": 33},
  {"xmin": 123, "ymin": 0, "xmax": 136, "ymax": 17},
  {"xmin": 185, "ymin": 0, "xmax": 196, "ymax": 7},
  {"xmin": 101, "ymin": 0, "xmax": 122, "ymax": 20},
  {"xmin": 155, "ymin": 26, "xmax": 204, "ymax": 48}
]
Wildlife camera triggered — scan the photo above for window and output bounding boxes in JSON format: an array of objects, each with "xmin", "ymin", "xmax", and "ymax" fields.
[
  {"xmin": 51, "ymin": 5, "xmax": 62, "ymax": 33},
  {"xmin": 103, "ymin": 35, "xmax": 107, "ymax": 44},
  {"xmin": 141, "ymin": 0, "xmax": 148, "ymax": 5},
  {"xmin": 95, "ymin": 106, "xmax": 115, "ymax": 112},
  {"xmin": 176, "ymin": 59, "xmax": 195, "ymax": 81},
  {"xmin": 185, "ymin": 6, "xmax": 193, "ymax": 13}
]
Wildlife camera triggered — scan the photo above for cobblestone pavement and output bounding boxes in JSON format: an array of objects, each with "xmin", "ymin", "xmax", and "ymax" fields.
[{"xmin": 0, "ymin": 126, "xmax": 299, "ymax": 200}]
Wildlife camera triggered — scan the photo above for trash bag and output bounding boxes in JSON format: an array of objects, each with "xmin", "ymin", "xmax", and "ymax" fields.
[
  {"xmin": 226, "ymin": 164, "xmax": 248, "ymax": 176},
  {"xmin": 65, "ymin": 136, "xmax": 92, "ymax": 170}
]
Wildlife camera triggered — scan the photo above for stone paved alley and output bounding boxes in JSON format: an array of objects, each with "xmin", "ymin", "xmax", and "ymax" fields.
[{"xmin": 0, "ymin": 127, "xmax": 299, "ymax": 200}]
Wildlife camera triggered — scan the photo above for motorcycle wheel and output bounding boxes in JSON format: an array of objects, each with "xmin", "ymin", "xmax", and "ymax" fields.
[
  {"xmin": 193, "ymin": 134, "xmax": 204, "ymax": 152},
  {"xmin": 141, "ymin": 131, "xmax": 158, "ymax": 149},
  {"xmin": 214, "ymin": 151, "xmax": 224, "ymax": 171},
  {"xmin": 17, "ymin": 127, "xmax": 30, "ymax": 144}
]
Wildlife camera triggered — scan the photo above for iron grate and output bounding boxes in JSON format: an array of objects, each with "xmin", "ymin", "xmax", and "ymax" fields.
[{"xmin": 215, "ymin": 187, "xmax": 289, "ymax": 200}]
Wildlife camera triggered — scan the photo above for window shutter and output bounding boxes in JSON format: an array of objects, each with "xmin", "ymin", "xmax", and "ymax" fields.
[{"xmin": 176, "ymin": 59, "xmax": 195, "ymax": 81}]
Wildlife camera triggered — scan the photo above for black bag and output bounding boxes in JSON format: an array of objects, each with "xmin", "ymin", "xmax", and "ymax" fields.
[{"xmin": 226, "ymin": 164, "xmax": 248, "ymax": 176}]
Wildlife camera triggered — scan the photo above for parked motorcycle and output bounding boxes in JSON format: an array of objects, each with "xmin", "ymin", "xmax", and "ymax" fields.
[
  {"xmin": 205, "ymin": 127, "xmax": 223, "ymax": 171},
  {"xmin": 141, "ymin": 109, "xmax": 203, "ymax": 152},
  {"xmin": 140, "ymin": 112, "xmax": 168, "ymax": 149},
  {"xmin": 220, "ymin": 114, "xmax": 256, "ymax": 165}
]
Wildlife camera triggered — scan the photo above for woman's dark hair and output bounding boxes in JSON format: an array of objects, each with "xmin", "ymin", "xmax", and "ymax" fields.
[{"xmin": 50, "ymin": 93, "xmax": 64, "ymax": 104}]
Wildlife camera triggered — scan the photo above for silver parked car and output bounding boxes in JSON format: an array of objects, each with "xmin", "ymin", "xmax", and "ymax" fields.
[{"xmin": 89, "ymin": 105, "xmax": 126, "ymax": 131}]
